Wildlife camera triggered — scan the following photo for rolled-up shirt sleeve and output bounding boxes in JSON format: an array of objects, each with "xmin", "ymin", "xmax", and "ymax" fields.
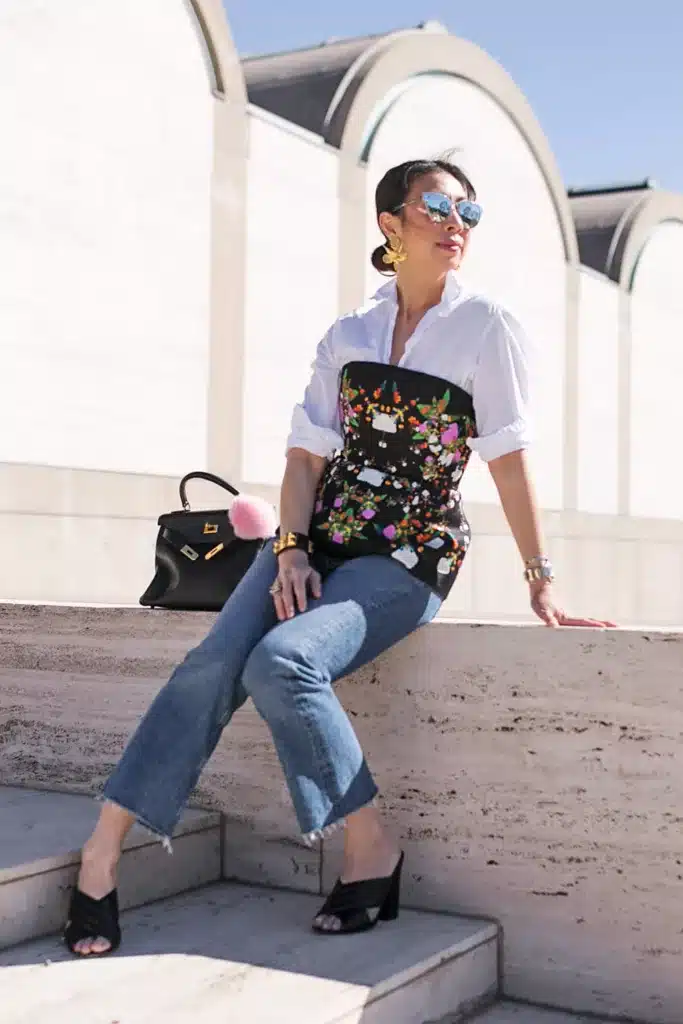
[
  {"xmin": 285, "ymin": 327, "xmax": 343, "ymax": 458},
  {"xmin": 467, "ymin": 307, "xmax": 534, "ymax": 463}
]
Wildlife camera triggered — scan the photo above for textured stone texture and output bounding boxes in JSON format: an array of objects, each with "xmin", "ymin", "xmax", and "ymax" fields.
[
  {"xmin": 1, "ymin": 603, "xmax": 682, "ymax": 1021},
  {"xmin": 0, "ymin": 787, "xmax": 221, "ymax": 949},
  {"xmin": 477, "ymin": 1003, "xmax": 614, "ymax": 1023},
  {"xmin": 0, "ymin": 883, "xmax": 498, "ymax": 1024},
  {"xmin": 1, "ymin": 786, "xmax": 218, "ymax": 879}
]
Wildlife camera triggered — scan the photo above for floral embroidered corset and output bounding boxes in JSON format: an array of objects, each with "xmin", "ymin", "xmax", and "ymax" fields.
[{"xmin": 309, "ymin": 361, "xmax": 478, "ymax": 598}]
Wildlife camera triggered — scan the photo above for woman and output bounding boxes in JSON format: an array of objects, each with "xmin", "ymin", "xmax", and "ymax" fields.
[{"xmin": 64, "ymin": 157, "xmax": 613, "ymax": 957}]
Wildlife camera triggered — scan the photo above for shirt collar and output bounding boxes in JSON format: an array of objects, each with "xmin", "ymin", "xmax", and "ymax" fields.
[{"xmin": 371, "ymin": 270, "xmax": 462, "ymax": 317}]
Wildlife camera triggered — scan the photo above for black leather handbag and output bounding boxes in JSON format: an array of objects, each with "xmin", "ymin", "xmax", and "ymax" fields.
[{"xmin": 139, "ymin": 471, "xmax": 265, "ymax": 612}]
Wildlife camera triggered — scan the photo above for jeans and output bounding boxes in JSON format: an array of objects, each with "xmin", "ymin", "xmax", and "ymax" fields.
[{"xmin": 103, "ymin": 544, "xmax": 442, "ymax": 844}]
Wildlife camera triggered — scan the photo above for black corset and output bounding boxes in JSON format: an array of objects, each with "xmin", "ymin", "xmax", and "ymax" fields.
[{"xmin": 309, "ymin": 361, "xmax": 478, "ymax": 598}]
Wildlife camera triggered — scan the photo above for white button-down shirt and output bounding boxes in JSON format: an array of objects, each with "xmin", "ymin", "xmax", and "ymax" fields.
[{"xmin": 286, "ymin": 272, "xmax": 533, "ymax": 464}]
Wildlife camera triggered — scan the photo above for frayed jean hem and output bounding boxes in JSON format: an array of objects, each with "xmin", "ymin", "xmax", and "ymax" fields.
[
  {"xmin": 96, "ymin": 793, "xmax": 174, "ymax": 854},
  {"xmin": 301, "ymin": 793, "xmax": 378, "ymax": 846}
]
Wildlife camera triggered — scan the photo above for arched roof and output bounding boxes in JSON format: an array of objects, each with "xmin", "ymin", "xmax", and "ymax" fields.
[
  {"xmin": 190, "ymin": 0, "xmax": 247, "ymax": 102},
  {"xmin": 242, "ymin": 31, "xmax": 381, "ymax": 135},
  {"xmin": 243, "ymin": 22, "xmax": 578, "ymax": 262},
  {"xmin": 569, "ymin": 182, "xmax": 683, "ymax": 289}
]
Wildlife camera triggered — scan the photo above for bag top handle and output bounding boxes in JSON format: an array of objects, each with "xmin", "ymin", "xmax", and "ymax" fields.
[{"xmin": 179, "ymin": 471, "xmax": 239, "ymax": 511}]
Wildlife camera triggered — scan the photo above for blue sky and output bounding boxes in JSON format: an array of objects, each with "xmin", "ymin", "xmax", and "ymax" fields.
[{"xmin": 225, "ymin": 0, "xmax": 683, "ymax": 194}]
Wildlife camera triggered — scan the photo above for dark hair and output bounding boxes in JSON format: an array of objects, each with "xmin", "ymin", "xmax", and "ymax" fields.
[{"xmin": 370, "ymin": 158, "xmax": 477, "ymax": 274}]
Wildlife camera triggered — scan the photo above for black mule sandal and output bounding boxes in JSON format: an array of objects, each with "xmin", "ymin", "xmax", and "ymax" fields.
[
  {"xmin": 64, "ymin": 888, "xmax": 121, "ymax": 956},
  {"xmin": 312, "ymin": 852, "xmax": 404, "ymax": 935}
]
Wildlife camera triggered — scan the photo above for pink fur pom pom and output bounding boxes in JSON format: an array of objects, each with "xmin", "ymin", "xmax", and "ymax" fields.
[{"xmin": 229, "ymin": 493, "xmax": 277, "ymax": 540}]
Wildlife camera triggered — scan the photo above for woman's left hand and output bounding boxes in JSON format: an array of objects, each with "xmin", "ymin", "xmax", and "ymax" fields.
[{"xmin": 530, "ymin": 581, "xmax": 617, "ymax": 629}]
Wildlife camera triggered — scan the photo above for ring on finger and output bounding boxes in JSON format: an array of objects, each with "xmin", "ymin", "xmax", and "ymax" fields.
[{"xmin": 269, "ymin": 579, "xmax": 283, "ymax": 596}]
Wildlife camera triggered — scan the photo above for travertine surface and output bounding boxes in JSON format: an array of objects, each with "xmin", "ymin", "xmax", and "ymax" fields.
[
  {"xmin": 0, "ymin": 883, "xmax": 498, "ymax": 1024},
  {"xmin": 477, "ymin": 1003, "xmax": 614, "ymax": 1023},
  {"xmin": 0, "ymin": 786, "xmax": 222, "ymax": 949},
  {"xmin": 1, "ymin": 603, "xmax": 681, "ymax": 1022}
]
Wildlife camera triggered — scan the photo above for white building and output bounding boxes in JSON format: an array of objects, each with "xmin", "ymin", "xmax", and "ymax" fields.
[{"xmin": 1, "ymin": 0, "xmax": 682, "ymax": 624}]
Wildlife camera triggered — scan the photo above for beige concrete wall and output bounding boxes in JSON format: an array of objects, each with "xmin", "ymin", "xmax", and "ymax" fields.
[
  {"xmin": 3, "ymin": 462, "xmax": 683, "ymax": 627},
  {"xmin": 2, "ymin": 603, "xmax": 681, "ymax": 1022},
  {"xmin": 576, "ymin": 270, "xmax": 620, "ymax": 516},
  {"xmin": 629, "ymin": 221, "xmax": 683, "ymax": 520},
  {"xmin": 0, "ymin": 0, "xmax": 214, "ymax": 477},
  {"xmin": 241, "ymin": 108, "xmax": 340, "ymax": 487}
]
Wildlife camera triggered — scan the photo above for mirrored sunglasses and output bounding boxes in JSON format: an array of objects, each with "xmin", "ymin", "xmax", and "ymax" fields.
[
  {"xmin": 396, "ymin": 191, "xmax": 483, "ymax": 229},
  {"xmin": 421, "ymin": 191, "xmax": 483, "ymax": 228}
]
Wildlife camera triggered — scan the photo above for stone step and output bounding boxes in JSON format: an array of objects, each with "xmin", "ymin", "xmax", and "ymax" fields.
[
  {"xmin": 0, "ymin": 881, "xmax": 499, "ymax": 1024},
  {"xmin": 476, "ymin": 1002, "xmax": 615, "ymax": 1023},
  {"xmin": 0, "ymin": 786, "xmax": 221, "ymax": 950}
]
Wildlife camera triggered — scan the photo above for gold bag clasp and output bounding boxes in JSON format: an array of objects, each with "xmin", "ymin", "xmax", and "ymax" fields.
[{"xmin": 205, "ymin": 543, "xmax": 225, "ymax": 561}]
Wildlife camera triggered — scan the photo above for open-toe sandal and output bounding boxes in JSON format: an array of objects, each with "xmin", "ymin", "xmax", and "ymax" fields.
[
  {"xmin": 64, "ymin": 888, "xmax": 121, "ymax": 956},
  {"xmin": 312, "ymin": 852, "xmax": 404, "ymax": 935}
]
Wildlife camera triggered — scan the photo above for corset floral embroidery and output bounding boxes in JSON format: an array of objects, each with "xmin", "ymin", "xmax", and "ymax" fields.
[{"xmin": 309, "ymin": 361, "xmax": 479, "ymax": 598}]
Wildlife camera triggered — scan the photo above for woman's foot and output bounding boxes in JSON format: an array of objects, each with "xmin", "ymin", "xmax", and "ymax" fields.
[
  {"xmin": 67, "ymin": 845, "xmax": 120, "ymax": 955},
  {"xmin": 64, "ymin": 802, "xmax": 134, "ymax": 957},
  {"xmin": 313, "ymin": 805, "xmax": 402, "ymax": 933},
  {"xmin": 313, "ymin": 846, "xmax": 404, "ymax": 935}
]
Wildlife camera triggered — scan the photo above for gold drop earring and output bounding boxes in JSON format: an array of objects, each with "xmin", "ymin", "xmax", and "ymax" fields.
[{"xmin": 382, "ymin": 234, "xmax": 408, "ymax": 267}]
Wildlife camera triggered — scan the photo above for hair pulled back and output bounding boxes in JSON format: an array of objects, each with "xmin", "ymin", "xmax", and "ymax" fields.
[{"xmin": 370, "ymin": 158, "xmax": 476, "ymax": 275}]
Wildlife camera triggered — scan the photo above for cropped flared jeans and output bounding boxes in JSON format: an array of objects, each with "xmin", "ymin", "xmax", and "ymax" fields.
[{"xmin": 103, "ymin": 544, "xmax": 441, "ymax": 844}]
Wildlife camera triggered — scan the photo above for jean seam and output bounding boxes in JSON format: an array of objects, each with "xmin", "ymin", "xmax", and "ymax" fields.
[
  {"xmin": 300, "ymin": 699, "xmax": 338, "ymax": 789},
  {"xmin": 285, "ymin": 646, "xmax": 381, "ymax": 833},
  {"xmin": 297, "ymin": 673, "xmax": 341, "ymax": 829},
  {"xmin": 276, "ymin": 655, "xmax": 354, "ymax": 832}
]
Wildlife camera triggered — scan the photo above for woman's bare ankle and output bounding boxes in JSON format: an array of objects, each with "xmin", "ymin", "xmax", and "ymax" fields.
[
  {"xmin": 78, "ymin": 801, "xmax": 135, "ymax": 881},
  {"xmin": 77, "ymin": 839, "xmax": 121, "ymax": 900},
  {"xmin": 77, "ymin": 868, "xmax": 117, "ymax": 901},
  {"xmin": 81, "ymin": 839, "xmax": 120, "ymax": 870},
  {"xmin": 342, "ymin": 810, "xmax": 399, "ymax": 882}
]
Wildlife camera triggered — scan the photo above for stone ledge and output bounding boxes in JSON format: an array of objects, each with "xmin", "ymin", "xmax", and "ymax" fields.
[
  {"xmin": 0, "ymin": 787, "xmax": 221, "ymax": 950},
  {"xmin": 0, "ymin": 883, "xmax": 499, "ymax": 1024},
  {"xmin": 1, "ymin": 604, "xmax": 681, "ymax": 1022}
]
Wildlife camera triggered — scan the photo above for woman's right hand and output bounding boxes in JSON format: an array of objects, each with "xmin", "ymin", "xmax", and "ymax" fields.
[{"xmin": 271, "ymin": 548, "xmax": 322, "ymax": 621}]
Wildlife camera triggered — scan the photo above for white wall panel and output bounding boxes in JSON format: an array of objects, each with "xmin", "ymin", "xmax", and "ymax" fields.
[
  {"xmin": 364, "ymin": 75, "xmax": 567, "ymax": 510},
  {"xmin": 576, "ymin": 269, "xmax": 619, "ymax": 515},
  {"xmin": 0, "ymin": 0, "xmax": 213, "ymax": 475},
  {"xmin": 242, "ymin": 112, "xmax": 339, "ymax": 485},
  {"xmin": 630, "ymin": 221, "xmax": 683, "ymax": 519}
]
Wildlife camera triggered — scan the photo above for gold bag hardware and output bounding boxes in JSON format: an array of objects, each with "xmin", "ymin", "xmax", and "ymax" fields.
[{"xmin": 205, "ymin": 543, "xmax": 225, "ymax": 561}]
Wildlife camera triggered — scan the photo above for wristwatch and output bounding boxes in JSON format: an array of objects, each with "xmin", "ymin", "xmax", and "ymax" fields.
[{"xmin": 273, "ymin": 530, "xmax": 313, "ymax": 558}]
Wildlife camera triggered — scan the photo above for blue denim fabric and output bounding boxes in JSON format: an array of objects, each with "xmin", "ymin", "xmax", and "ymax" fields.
[{"xmin": 103, "ymin": 545, "xmax": 441, "ymax": 842}]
